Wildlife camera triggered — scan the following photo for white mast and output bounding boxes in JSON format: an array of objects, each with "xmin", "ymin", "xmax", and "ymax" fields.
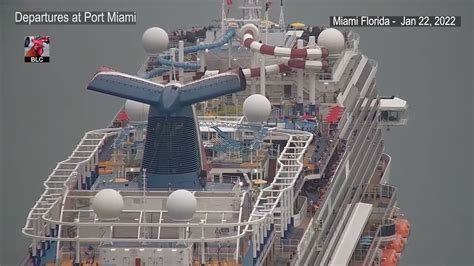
[
  {"xmin": 221, "ymin": 0, "xmax": 227, "ymax": 36},
  {"xmin": 242, "ymin": 0, "xmax": 261, "ymax": 21},
  {"xmin": 279, "ymin": 0, "xmax": 285, "ymax": 33},
  {"xmin": 178, "ymin": 40, "xmax": 184, "ymax": 82},
  {"xmin": 265, "ymin": 3, "xmax": 269, "ymax": 43},
  {"xmin": 262, "ymin": 0, "xmax": 269, "ymax": 96},
  {"xmin": 296, "ymin": 39, "xmax": 304, "ymax": 115}
]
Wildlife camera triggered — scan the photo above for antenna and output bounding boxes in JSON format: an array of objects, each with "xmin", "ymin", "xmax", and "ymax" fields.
[
  {"xmin": 264, "ymin": 1, "xmax": 270, "ymax": 43},
  {"xmin": 279, "ymin": 0, "xmax": 286, "ymax": 33},
  {"xmin": 221, "ymin": 0, "xmax": 227, "ymax": 36}
]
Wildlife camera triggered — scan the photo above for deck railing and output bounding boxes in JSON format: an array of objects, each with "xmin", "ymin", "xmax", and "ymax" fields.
[{"xmin": 361, "ymin": 184, "xmax": 398, "ymax": 265}]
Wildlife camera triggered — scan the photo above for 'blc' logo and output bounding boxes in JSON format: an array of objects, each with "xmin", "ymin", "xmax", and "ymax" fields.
[{"xmin": 24, "ymin": 36, "xmax": 50, "ymax": 63}]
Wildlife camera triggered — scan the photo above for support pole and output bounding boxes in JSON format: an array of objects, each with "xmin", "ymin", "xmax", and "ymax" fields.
[
  {"xmin": 265, "ymin": 10, "xmax": 269, "ymax": 44},
  {"xmin": 260, "ymin": 53, "xmax": 266, "ymax": 96},
  {"xmin": 227, "ymin": 39, "xmax": 232, "ymax": 69},
  {"xmin": 178, "ymin": 40, "xmax": 184, "ymax": 82},
  {"xmin": 198, "ymin": 40, "xmax": 206, "ymax": 72},
  {"xmin": 201, "ymin": 224, "xmax": 206, "ymax": 266},
  {"xmin": 178, "ymin": 227, "xmax": 186, "ymax": 247},
  {"xmin": 75, "ymin": 224, "xmax": 80, "ymax": 265},
  {"xmin": 221, "ymin": 0, "xmax": 226, "ymax": 36},
  {"xmin": 252, "ymin": 232, "xmax": 257, "ymax": 257},
  {"xmin": 32, "ymin": 221, "xmax": 38, "ymax": 265},
  {"xmin": 170, "ymin": 48, "xmax": 176, "ymax": 82},
  {"xmin": 251, "ymin": 52, "xmax": 257, "ymax": 94},
  {"xmin": 308, "ymin": 36, "xmax": 317, "ymax": 115},
  {"xmin": 296, "ymin": 39, "xmax": 304, "ymax": 115},
  {"xmin": 281, "ymin": 192, "xmax": 286, "ymax": 238},
  {"xmin": 142, "ymin": 169, "xmax": 148, "ymax": 241}
]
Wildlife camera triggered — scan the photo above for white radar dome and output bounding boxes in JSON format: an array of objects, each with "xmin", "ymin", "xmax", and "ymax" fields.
[
  {"xmin": 142, "ymin": 27, "xmax": 169, "ymax": 54},
  {"xmin": 317, "ymin": 28, "xmax": 345, "ymax": 54},
  {"xmin": 92, "ymin": 189, "xmax": 124, "ymax": 221},
  {"xmin": 243, "ymin": 94, "xmax": 272, "ymax": 123},
  {"xmin": 125, "ymin": 100, "xmax": 149, "ymax": 122},
  {"xmin": 166, "ymin": 189, "xmax": 197, "ymax": 222}
]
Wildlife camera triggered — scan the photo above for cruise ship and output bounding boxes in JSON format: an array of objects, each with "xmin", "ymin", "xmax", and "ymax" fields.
[{"xmin": 22, "ymin": 1, "xmax": 410, "ymax": 265}]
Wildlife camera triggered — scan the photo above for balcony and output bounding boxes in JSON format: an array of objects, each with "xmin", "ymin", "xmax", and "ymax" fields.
[{"xmin": 379, "ymin": 97, "xmax": 409, "ymax": 127}]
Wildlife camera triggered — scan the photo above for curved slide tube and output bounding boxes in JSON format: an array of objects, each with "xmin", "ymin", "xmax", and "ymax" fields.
[
  {"xmin": 143, "ymin": 67, "xmax": 169, "ymax": 79},
  {"xmin": 205, "ymin": 58, "xmax": 329, "ymax": 78},
  {"xmin": 143, "ymin": 29, "xmax": 237, "ymax": 79},
  {"xmin": 145, "ymin": 24, "xmax": 330, "ymax": 80},
  {"xmin": 206, "ymin": 24, "xmax": 329, "ymax": 78},
  {"xmin": 240, "ymin": 23, "xmax": 329, "ymax": 59}
]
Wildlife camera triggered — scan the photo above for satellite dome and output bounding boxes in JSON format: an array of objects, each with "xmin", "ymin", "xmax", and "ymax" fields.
[
  {"xmin": 142, "ymin": 27, "xmax": 169, "ymax": 54},
  {"xmin": 166, "ymin": 189, "xmax": 197, "ymax": 222},
  {"xmin": 243, "ymin": 94, "xmax": 271, "ymax": 123},
  {"xmin": 317, "ymin": 28, "xmax": 345, "ymax": 54},
  {"xmin": 125, "ymin": 100, "xmax": 149, "ymax": 122},
  {"xmin": 92, "ymin": 189, "xmax": 124, "ymax": 221}
]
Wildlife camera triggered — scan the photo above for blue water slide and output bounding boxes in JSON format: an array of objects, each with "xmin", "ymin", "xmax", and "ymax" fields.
[
  {"xmin": 143, "ymin": 67, "xmax": 169, "ymax": 79},
  {"xmin": 144, "ymin": 28, "xmax": 237, "ymax": 79}
]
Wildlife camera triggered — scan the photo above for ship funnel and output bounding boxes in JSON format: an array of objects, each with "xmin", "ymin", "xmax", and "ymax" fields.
[{"xmin": 87, "ymin": 68, "xmax": 246, "ymax": 189}]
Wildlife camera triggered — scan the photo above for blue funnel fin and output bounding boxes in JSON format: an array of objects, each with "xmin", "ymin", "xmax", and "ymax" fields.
[
  {"xmin": 178, "ymin": 68, "xmax": 246, "ymax": 106},
  {"xmin": 87, "ymin": 71, "xmax": 164, "ymax": 105},
  {"xmin": 88, "ymin": 68, "xmax": 246, "ymax": 109}
]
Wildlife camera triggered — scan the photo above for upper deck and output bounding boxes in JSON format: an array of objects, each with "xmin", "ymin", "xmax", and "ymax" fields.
[{"xmin": 22, "ymin": 17, "xmax": 409, "ymax": 266}]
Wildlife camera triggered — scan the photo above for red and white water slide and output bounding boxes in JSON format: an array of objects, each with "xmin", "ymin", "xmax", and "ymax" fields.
[{"xmin": 206, "ymin": 23, "xmax": 335, "ymax": 78}]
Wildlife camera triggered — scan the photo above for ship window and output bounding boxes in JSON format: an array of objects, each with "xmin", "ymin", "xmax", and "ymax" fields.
[
  {"xmin": 388, "ymin": 111, "xmax": 400, "ymax": 121},
  {"xmin": 381, "ymin": 111, "xmax": 400, "ymax": 122},
  {"xmin": 284, "ymin": 85, "xmax": 292, "ymax": 98},
  {"xmin": 222, "ymin": 175, "xmax": 232, "ymax": 183}
]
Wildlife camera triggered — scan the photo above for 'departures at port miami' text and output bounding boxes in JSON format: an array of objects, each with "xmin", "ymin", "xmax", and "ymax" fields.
[{"xmin": 15, "ymin": 11, "xmax": 137, "ymax": 25}]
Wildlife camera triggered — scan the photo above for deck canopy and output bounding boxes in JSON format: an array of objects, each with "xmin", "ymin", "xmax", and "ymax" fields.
[{"xmin": 325, "ymin": 105, "xmax": 344, "ymax": 123}]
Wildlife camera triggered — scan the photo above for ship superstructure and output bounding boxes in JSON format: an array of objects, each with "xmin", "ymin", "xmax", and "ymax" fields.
[{"xmin": 22, "ymin": 1, "xmax": 410, "ymax": 266}]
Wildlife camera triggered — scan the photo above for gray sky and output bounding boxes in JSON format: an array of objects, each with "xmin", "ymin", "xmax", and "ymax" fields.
[{"xmin": 1, "ymin": 0, "xmax": 473, "ymax": 265}]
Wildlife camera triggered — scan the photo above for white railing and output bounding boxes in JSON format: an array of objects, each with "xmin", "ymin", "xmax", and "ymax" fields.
[
  {"xmin": 295, "ymin": 98, "xmax": 382, "ymax": 264},
  {"xmin": 244, "ymin": 128, "xmax": 313, "ymax": 259},
  {"xmin": 22, "ymin": 128, "xmax": 120, "ymax": 258},
  {"xmin": 21, "ymin": 121, "xmax": 313, "ymax": 266},
  {"xmin": 198, "ymin": 116, "xmax": 245, "ymax": 124}
]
